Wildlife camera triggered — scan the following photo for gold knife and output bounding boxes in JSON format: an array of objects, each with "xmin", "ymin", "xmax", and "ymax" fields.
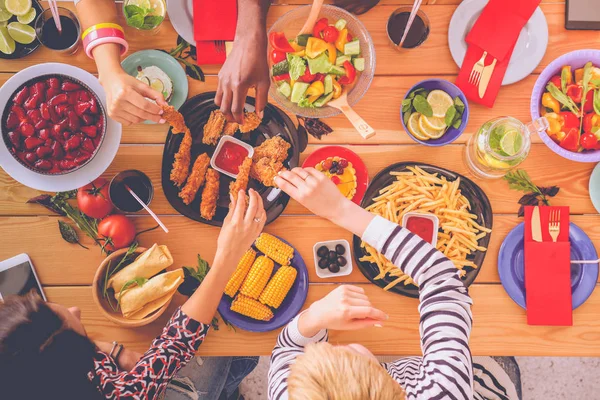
[
  {"xmin": 478, "ymin": 57, "xmax": 497, "ymax": 99},
  {"xmin": 531, "ymin": 206, "xmax": 543, "ymax": 242}
]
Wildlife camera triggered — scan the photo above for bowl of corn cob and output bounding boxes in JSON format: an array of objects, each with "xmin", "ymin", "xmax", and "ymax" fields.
[{"xmin": 218, "ymin": 233, "xmax": 309, "ymax": 332}]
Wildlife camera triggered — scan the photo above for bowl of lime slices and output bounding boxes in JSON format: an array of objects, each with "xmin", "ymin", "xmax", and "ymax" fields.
[{"xmin": 0, "ymin": 0, "xmax": 43, "ymax": 59}]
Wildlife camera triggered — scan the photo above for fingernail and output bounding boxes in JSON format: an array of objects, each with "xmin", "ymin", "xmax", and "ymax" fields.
[
  {"xmin": 159, "ymin": 109, "xmax": 164, "ymax": 115},
  {"xmin": 159, "ymin": 119, "xmax": 166, "ymax": 124},
  {"xmin": 374, "ymin": 324, "xmax": 383, "ymax": 328},
  {"xmin": 278, "ymin": 171, "xmax": 283, "ymax": 176}
]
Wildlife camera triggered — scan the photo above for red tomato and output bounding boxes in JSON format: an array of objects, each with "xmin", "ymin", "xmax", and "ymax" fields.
[
  {"xmin": 584, "ymin": 90, "xmax": 595, "ymax": 113},
  {"xmin": 313, "ymin": 18, "xmax": 329, "ymax": 38},
  {"xmin": 77, "ymin": 178, "xmax": 113, "ymax": 219},
  {"xmin": 273, "ymin": 73, "xmax": 290, "ymax": 82},
  {"xmin": 322, "ymin": 26, "xmax": 339, "ymax": 43},
  {"xmin": 584, "ymin": 113, "xmax": 600, "ymax": 133},
  {"xmin": 298, "ymin": 68, "xmax": 317, "ymax": 83},
  {"xmin": 559, "ymin": 127, "xmax": 581, "ymax": 152},
  {"xmin": 581, "ymin": 132, "xmax": 598, "ymax": 150},
  {"xmin": 338, "ymin": 61, "xmax": 356, "ymax": 85},
  {"xmin": 347, "ymin": 32, "xmax": 353, "ymax": 42},
  {"xmin": 98, "ymin": 215, "xmax": 136, "ymax": 252},
  {"xmin": 549, "ymin": 75, "xmax": 562, "ymax": 88},
  {"xmin": 566, "ymin": 84, "xmax": 583, "ymax": 104},
  {"xmin": 559, "ymin": 111, "xmax": 579, "ymax": 131},
  {"xmin": 314, "ymin": 73, "xmax": 325, "ymax": 82},
  {"xmin": 271, "ymin": 49, "xmax": 286, "ymax": 63},
  {"xmin": 268, "ymin": 32, "xmax": 294, "ymax": 53}
]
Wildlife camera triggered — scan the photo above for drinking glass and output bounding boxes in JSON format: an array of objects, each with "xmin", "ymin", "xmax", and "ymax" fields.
[
  {"xmin": 387, "ymin": 6, "xmax": 430, "ymax": 51},
  {"xmin": 123, "ymin": 0, "xmax": 166, "ymax": 35},
  {"xmin": 34, "ymin": 7, "xmax": 81, "ymax": 55}
]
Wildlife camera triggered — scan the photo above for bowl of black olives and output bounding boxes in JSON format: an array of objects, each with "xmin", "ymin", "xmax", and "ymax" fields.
[{"xmin": 313, "ymin": 239, "xmax": 353, "ymax": 278}]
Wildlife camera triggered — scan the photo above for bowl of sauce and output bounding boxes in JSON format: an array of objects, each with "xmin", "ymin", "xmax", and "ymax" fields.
[
  {"xmin": 109, "ymin": 170, "xmax": 154, "ymax": 213},
  {"xmin": 387, "ymin": 6, "xmax": 430, "ymax": 50},
  {"xmin": 402, "ymin": 212, "xmax": 439, "ymax": 246},
  {"xmin": 210, "ymin": 136, "xmax": 254, "ymax": 179}
]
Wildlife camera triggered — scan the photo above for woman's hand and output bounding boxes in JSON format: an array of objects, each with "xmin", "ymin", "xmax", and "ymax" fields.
[
  {"xmin": 216, "ymin": 189, "xmax": 266, "ymax": 273},
  {"xmin": 100, "ymin": 69, "xmax": 168, "ymax": 126},
  {"xmin": 298, "ymin": 285, "xmax": 388, "ymax": 337}
]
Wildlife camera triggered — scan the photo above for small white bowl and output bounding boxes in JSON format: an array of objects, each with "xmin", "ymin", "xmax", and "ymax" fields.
[
  {"xmin": 313, "ymin": 239, "xmax": 353, "ymax": 279},
  {"xmin": 210, "ymin": 136, "xmax": 254, "ymax": 179},
  {"xmin": 402, "ymin": 212, "xmax": 439, "ymax": 247}
]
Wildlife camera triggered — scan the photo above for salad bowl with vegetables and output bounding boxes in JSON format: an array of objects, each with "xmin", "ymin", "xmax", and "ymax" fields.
[
  {"xmin": 531, "ymin": 50, "xmax": 600, "ymax": 162},
  {"xmin": 268, "ymin": 5, "xmax": 375, "ymax": 118}
]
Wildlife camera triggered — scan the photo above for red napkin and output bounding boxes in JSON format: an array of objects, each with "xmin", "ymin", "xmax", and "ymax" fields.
[
  {"xmin": 455, "ymin": 0, "xmax": 541, "ymax": 107},
  {"xmin": 195, "ymin": 42, "xmax": 227, "ymax": 65},
  {"xmin": 193, "ymin": 0, "xmax": 237, "ymax": 65},
  {"xmin": 523, "ymin": 206, "xmax": 572, "ymax": 326}
]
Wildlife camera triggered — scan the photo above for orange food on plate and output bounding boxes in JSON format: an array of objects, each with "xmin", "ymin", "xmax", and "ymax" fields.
[
  {"xmin": 252, "ymin": 136, "xmax": 290, "ymax": 163},
  {"xmin": 315, "ymin": 156, "xmax": 357, "ymax": 199},
  {"xmin": 161, "ymin": 106, "xmax": 187, "ymax": 134},
  {"xmin": 239, "ymin": 112, "xmax": 262, "ymax": 133},
  {"xmin": 178, "ymin": 153, "xmax": 210, "ymax": 205},
  {"xmin": 223, "ymin": 121, "xmax": 240, "ymax": 136},
  {"xmin": 251, "ymin": 157, "xmax": 286, "ymax": 187},
  {"xmin": 170, "ymin": 129, "xmax": 193, "ymax": 187},
  {"xmin": 203, "ymin": 110, "xmax": 227, "ymax": 145},
  {"xmin": 200, "ymin": 169, "xmax": 220, "ymax": 220},
  {"xmin": 230, "ymin": 157, "xmax": 253, "ymax": 201}
]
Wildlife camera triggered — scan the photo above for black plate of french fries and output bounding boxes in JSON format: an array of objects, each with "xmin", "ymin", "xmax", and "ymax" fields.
[
  {"xmin": 353, "ymin": 163, "xmax": 493, "ymax": 298},
  {"xmin": 161, "ymin": 92, "xmax": 306, "ymax": 227}
]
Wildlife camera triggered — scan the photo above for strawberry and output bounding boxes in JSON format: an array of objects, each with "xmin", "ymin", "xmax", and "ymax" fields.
[
  {"xmin": 27, "ymin": 109, "xmax": 42, "ymax": 124},
  {"xmin": 46, "ymin": 77, "xmax": 60, "ymax": 89},
  {"xmin": 51, "ymin": 141, "xmax": 64, "ymax": 159},
  {"xmin": 24, "ymin": 152, "xmax": 37, "ymax": 164},
  {"xmin": 34, "ymin": 159, "xmax": 52, "ymax": 171},
  {"xmin": 80, "ymin": 125, "xmax": 97, "ymax": 138},
  {"xmin": 96, "ymin": 118, "xmax": 104, "ymax": 133},
  {"xmin": 34, "ymin": 119, "xmax": 47, "ymax": 131},
  {"xmin": 31, "ymin": 82, "xmax": 46, "ymax": 97},
  {"xmin": 78, "ymin": 90, "xmax": 91, "ymax": 102},
  {"xmin": 89, "ymin": 97, "xmax": 99, "ymax": 114},
  {"xmin": 48, "ymin": 105, "xmax": 59, "ymax": 123},
  {"xmin": 46, "ymin": 87, "xmax": 61, "ymax": 100},
  {"xmin": 24, "ymin": 136, "xmax": 44, "ymax": 150},
  {"xmin": 74, "ymin": 154, "xmax": 91, "ymax": 165},
  {"xmin": 36, "ymin": 146, "xmax": 52, "ymax": 159},
  {"xmin": 65, "ymin": 135, "xmax": 81, "ymax": 152},
  {"xmin": 61, "ymin": 81, "xmax": 81, "ymax": 92},
  {"xmin": 13, "ymin": 87, "xmax": 29, "ymax": 105},
  {"xmin": 67, "ymin": 91, "xmax": 78, "ymax": 105},
  {"xmin": 67, "ymin": 111, "xmax": 80, "ymax": 131},
  {"xmin": 7, "ymin": 131, "xmax": 21, "ymax": 149},
  {"xmin": 39, "ymin": 103, "xmax": 51, "ymax": 120},
  {"xmin": 38, "ymin": 128, "xmax": 50, "ymax": 141},
  {"xmin": 59, "ymin": 160, "xmax": 75, "ymax": 170},
  {"xmin": 11, "ymin": 105, "xmax": 26, "ymax": 121},
  {"xmin": 55, "ymin": 103, "xmax": 69, "ymax": 117},
  {"xmin": 20, "ymin": 123, "xmax": 35, "ymax": 137},
  {"xmin": 6, "ymin": 111, "xmax": 19, "ymax": 129},
  {"xmin": 24, "ymin": 93, "xmax": 41, "ymax": 110},
  {"xmin": 81, "ymin": 137, "xmax": 95, "ymax": 152},
  {"xmin": 49, "ymin": 93, "xmax": 68, "ymax": 106},
  {"xmin": 75, "ymin": 101, "xmax": 91, "ymax": 116},
  {"xmin": 81, "ymin": 114, "xmax": 95, "ymax": 125}
]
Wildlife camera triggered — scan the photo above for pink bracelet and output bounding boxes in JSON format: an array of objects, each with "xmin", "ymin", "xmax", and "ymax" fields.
[
  {"xmin": 83, "ymin": 27, "xmax": 125, "ymax": 49},
  {"xmin": 86, "ymin": 36, "xmax": 129, "ymax": 59}
]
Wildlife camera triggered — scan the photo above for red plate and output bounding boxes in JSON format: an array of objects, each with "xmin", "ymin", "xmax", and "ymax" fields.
[{"xmin": 302, "ymin": 146, "xmax": 369, "ymax": 205}]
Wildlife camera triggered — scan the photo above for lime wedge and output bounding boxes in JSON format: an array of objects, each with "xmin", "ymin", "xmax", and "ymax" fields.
[
  {"xmin": 17, "ymin": 7, "xmax": 35, "ymax": 24},
  {"xmin": 499, "ymin": 129, "xmax": 523, "ymax": 156},
  {"xmin": 0, "ymin": 6, "xmax": 13, "ymax": 22},
  {"xmin": 150, "ymin": 78, "xmax": 164, "ymax": 93},
  {"xmin": 7, "ymin": 21, "xmax": 35, "ymax": 44},
  {"xmin": 147, "ymin": 0, "xmax": 165, "ymax": 16},
  {"xmin": 0, "ymin": 26, "xmax": 16, "ymax": 54},
  {"xmin": 128, "ymin": 0, "xmax": 151, "ymax": 10},
  {"xmin": 4, "ymin": 0, "xmax": 31, "ymax": 17}
]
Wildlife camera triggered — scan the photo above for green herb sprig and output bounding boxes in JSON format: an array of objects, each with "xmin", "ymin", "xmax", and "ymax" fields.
[
  {"xmin": 504, "ymin": 169, "xmax": 560, "ymax": 217},
  {"xmin": 163, "ymin": 39, "xmax": 205, "ymax": 82},
  {"xmin": 103, "ymin": 242, "xmax": 140, "ymax": 311},
  {"xmin": 124, "ymin": 4, "xmax": 164, "ymax": 30},
  {"xmin": 58, "ymin": 220, "xmax": 88, "ymax": 249},
  {"xmin": 546, "ymin": 82, "xmax": 580, "ymax": 115}
]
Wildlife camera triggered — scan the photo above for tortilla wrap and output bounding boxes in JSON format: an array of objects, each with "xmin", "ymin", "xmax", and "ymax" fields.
[
  {"xmin": 125, "ymin": 287, "xmax": 179, "ymax": 320},
  {"xmin": 118, "ymin": 269, "xmax": 184, "ymax": 317},
  {"xmin": 108, "ymin": 244, "xmax": 174, "ymax": 292}
]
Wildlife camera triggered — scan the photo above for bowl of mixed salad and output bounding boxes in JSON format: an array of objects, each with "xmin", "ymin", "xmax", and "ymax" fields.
[
  {"xmin": 267, "ymin": 5, "xmax": 375, "ymax": 118},
  {"xmin": 531, "ymin": 50, "xmax": 600, "ymax": 162}
]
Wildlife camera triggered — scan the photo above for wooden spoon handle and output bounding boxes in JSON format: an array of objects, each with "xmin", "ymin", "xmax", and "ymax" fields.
[
  {"xmin": 299, "ymin": 0, "xmax": 325, "ymax": 35},
  {"xmin": 338, "ymin": 104, "xmax": 376, "ymax": 139}
]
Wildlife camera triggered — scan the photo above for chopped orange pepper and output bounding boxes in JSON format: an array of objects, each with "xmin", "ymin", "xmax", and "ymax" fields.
[
  {"xmin": 335, "ymin": 28, "xmax": 348, "ymax": 52},
  {"xmin": 542, "ymin": 93, "xmax": 561, "ymax": 113},
  {"xmin": 326, "ymin": 43, "xmax": 337, "ymax": 64},
  {"xmin": 332, "ymin": 79, "xmax": 342, "ymax": 99},
  {"xmin": 306, "ymin": 37, "xmax": 328, "ymax": 58}
]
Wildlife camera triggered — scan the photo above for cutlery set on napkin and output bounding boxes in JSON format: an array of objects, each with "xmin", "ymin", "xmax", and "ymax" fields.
[{"xmin": 193, "ymin": 0, "xmax": 237, "ymax": 64}]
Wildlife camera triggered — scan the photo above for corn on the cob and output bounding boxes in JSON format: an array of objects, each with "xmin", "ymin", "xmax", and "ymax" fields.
[
  {"xmin": 255, "ymin": 233, "xmax": 294, "ymax": 265},
  {"xmin": 259, "ymin": 265, "xmax": 297, "ymax": 309},
  {"xmin": 240, "ymin": 256, "xmax": 274, "ymax": 299},
  {"xmin": 231, "ymin": 294, "xmax": 274, "ymax": 321},
  {"xmin": 224, "ymin": 249, "xmax": 257, "ymax": 297}
]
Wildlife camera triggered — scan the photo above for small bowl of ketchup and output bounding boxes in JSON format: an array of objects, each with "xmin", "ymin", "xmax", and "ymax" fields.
[
  {"xmin": 402, "ymin": 212, "xmax": 439, "ymax": 247},
  {"xmin": 210, "ymin": 136, "xmax": 255, "ymax": 179}
]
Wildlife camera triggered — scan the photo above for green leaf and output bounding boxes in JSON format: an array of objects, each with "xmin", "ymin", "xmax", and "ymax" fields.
[
  {"xmin": 58, "ymin": 220, "xmax": 88, "ymax": 249},
  {"xmin": 124, "ymin": 4, "xmax": 146, "ymax": 18},
  {"xmin": 184, "ymin": 254, "xmax": 211, "ymax": 285},
  {"xmin": 591, "ymin": 79, "xmax": 600, "ymax": 87},
  {"xmin": 118, "ymin": 277, "xmax": 149, "ymax": 307},
  {"xmin": 452, "ymin": 117, "xmax": 462, "ymax": 129},
  {"xmin": 401, "ymin": 99, "xmax": 412, "ymax": 112},
  {"xmin": 403, "ymin": 110, "xmax": 411, "ymax": 126},
  {"xmin": 454, "ymin": 97, "xmax": 465, "ymax": 114},
  {"xmin": 413, "ymin": 95, "xmax": 433, "ymax": 117},
  {"xmin": 445, "ymin": 105, "xmax": 457, "ymax": 127},
  {"xmin": 561, "ymin": 67, "xmax": 570, "ymax": 94},
  {"xmin": 127, "ymin": 13, "xmax": 145, "ymax": 29},
  {"xmin": 546, "ymin": 82, "xmax": 580, "ymax": 115},
  {"xmin": 142, "ymin": 15, "xmax": 164, "ymax": 29},
  {"xmin": 580, "ymin": 62, "xmax": 594, "ymax": 132}
]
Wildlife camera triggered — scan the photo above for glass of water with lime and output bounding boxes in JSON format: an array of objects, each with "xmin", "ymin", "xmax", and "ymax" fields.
[
  {"xmin": 465, "ymin": 116, "xmax": 548, "ymax": 179},
  {"xmin": 123, "ymin": 0, "xmax": 166, "ymax": 33}
]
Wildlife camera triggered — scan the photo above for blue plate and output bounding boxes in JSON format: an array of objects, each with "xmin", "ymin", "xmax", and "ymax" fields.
[
  {"xmin": 217, "ymin": 236, "xmax": 309, "ymax": 332},
  {"xmin": 498, "ymin": 222, "xmax": 598, "ymax": 309},
  {"xmin": 121, "ymin": 49, "xmax": 189, "ymax": 124}
]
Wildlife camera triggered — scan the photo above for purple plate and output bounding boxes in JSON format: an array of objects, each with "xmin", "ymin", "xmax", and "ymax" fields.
[
  {"xmin": 400, "ymin": 79, "xmax": 470, "ymax": 146},
  {"xmin": 531, "ymin": 49, "xmax": 600, "ymax": 162},
  {"xmin": 498, "ymin": 222, "xmax": 598, "ymax": 309},
  {"xmin": 217, "ymin": 236, "xmax": 309, "ymax": 332}
]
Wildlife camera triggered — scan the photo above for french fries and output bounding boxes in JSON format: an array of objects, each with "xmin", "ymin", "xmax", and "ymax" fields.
[{"xmin": 361, "ymin": 166, "xmax": 491, "ymax": 291}]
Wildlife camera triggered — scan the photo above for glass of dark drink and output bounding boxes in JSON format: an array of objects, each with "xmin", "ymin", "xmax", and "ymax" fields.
[
  {"xmin": 387, "ymin": 7, "xmax": 430, "ymax": 51},
  {"xmin": 34, "ymin": 7, "xmax": 81, "ymax": 55},
  {"xmin": 109, "ymin": 170, "xmax": 155, "ymax": 213}
]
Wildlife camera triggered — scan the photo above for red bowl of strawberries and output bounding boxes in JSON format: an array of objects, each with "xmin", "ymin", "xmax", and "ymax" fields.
[{"xmin": 2, "ymin": 74, "xmax": 107, "ymax": 175}]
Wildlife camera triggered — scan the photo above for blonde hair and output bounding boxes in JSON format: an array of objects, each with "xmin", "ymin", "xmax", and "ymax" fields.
[{"xmin": 288, "ymin": 342, "xmax": 406, "ymax": 400}]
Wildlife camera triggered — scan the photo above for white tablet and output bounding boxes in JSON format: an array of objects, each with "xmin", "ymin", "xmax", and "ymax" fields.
[{"xmin": 0, "ymin": 253, "xmax": 46, "ymax": 301}]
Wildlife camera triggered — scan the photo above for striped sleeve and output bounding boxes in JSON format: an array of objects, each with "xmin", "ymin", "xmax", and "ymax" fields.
[
  {"xmin": 363, "ymin": 216, "xmax": 474, "ymax": 400},
  {"xmin": 267, "ymin": 312, "xmax": 328, "ymax": 400}
]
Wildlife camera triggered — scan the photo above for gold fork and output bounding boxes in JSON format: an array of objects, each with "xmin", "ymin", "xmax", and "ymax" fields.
[
  {"xmin": 549, "ymin": 209, "xmax": 561, "ymax": 243},
  {"xmin": 215, "ymin": 40, "xmax": 226, "ymax": 54},
  {"xmin": 469, "ymin": 51, "xmax": 487, "ymax": 87}
]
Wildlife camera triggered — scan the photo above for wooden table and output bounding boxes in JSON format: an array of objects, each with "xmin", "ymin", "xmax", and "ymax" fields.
[{"xmin": 2, "ymin": 0, "xmax": 600, "ymax": 356}]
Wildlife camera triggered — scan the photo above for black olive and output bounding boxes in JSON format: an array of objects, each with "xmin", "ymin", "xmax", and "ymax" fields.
[
  {"xmin": 335, "ymin": 244, "xmax": 346, "ymax": 255},
  {"xmin": 317, "ymin": 246, "xmax": 329, "ymax": 258},
  {"xmin": 329, "ymin": 167, "xmax": 338, "ymax": 174},
  {"xmin": 328, "ymin": 250, "xmax": 338, "ymax": 261},
  {"xmin": 332, "ymin": 160, "xmax": 339, "ymax": 168},
  {"xmin": 328, "ymin": 263, "xmax": 340, "ymax": 273},
  {"xmin": 318, "ymin": 258, "xmax": 329, "ymax": 269},
  {"xmin": 337, "ymin": 256, "xmax": 347, "ymax": 267}
]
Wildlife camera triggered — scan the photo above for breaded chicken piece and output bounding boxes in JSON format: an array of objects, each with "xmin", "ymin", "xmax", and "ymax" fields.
[
  {"xmin": 162, "ymin": 105, "xmax": 187, "ymax": 134},
  {"xmin": 178, "ymin": 153, "xmax": 210, "ymax": 205},
  {"xmin": 252, "ymin": 136, "xmax": 291, "ymax": 163},
  {"xmin": 250, "ymin": 157, "xmax": 286, "ymax": 187},
  {"xmin": 229, "ymin": 157, "xmax": 252, "ymax": 201},
  {"xmin": 200, "ymin": 169, "xmax": 220, "ymax": 220},
  {"xmin": 203, "ymin": 110, "xmax": 226, "ymax": 145},
  {"xmin": 239, "ymin": 112, "xmax": 262, "ymax": 133},
  {"xmin": 223, "ymin": 121, "xmax": 239, "ymax": 136},
  {"xmin": 170, "ymin": 129, "xmax": 193, "ymax": 187}
]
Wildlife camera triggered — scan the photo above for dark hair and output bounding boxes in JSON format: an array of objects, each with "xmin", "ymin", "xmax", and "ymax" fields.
[{"xmin": 0, "ymin": 292, "xmax": 104, "ymax": 400}]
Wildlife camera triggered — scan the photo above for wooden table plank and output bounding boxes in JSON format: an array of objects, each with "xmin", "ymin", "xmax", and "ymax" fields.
[
  {"xmin": 1, "ymin": 144, "xmax": 594, "ymax": 216},
  {"xmin": 45, "ymin": 283, "xmax": 600, "ymax": 356},
  {"xmin": 3, "ymin": 214, "xmax": 599, "ymax": 286}
]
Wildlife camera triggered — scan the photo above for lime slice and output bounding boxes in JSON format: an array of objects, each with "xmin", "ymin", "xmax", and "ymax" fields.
[
  {"xmin": 418, "ymin": 114, "xmax": 446, "ymax": 139},
  {"xmin": 0, "ymin": 26, "xmax": 16, "ymax": 54},
  {"xmin": 0, "ymin": 6, "xmax": 13, "ymax": 22},
  {"xmin": 150, "ymin": 78, "xmax": 164, "ymax": 93},
  {"xmin": 7, "ymin": 21, "xmax": 35, "ymax": 44},
  {"xmin": 128, "ymin": 0, "xmax": 151, "ymax": 10},
  {"xmin": 4, "ymin": 0, "xmax": 31, "ymax": 17},
  {"xmin": 147, "ymin": 0, "xmax": 165, "ymax": 16},
  {"xmin": 406, "ymin": 112, "xmax": 430, "ymax": 141},
  {"xmin": 17, "ymin": 7, "xmax": 35, "ymax": 24},
  {"xmin": 499, "ymin": 129, "xmax": 523, "ymax": 156},
  {"xmin": 422, "ymin": 115, "xmax": 447, "ymax": 131},
  {"xmin": 427, "ymin": 90, "xmax": 454, "ymax": 118}
]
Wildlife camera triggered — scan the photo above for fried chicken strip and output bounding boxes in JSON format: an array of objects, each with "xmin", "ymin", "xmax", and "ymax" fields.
[
  {"xmin": 203, "ymin": 110, "xmax": 226, "ymax": 145},
  {"xmin": 223, "ymin": 121, "xmax": 239, "ymax": 136},
  {"xmin": 230, "ymin": 157, "xmax": 252, "ymax": 201},
  {"xmin": 239, "ymin": 112, "xmax": 262, "ymax": 133},
  {"xmin": 170, "ymin": 129, "xmax": 193, "ymax": 187},
  {"xmin": 250, "ymin": 157, "xmax": 286, "ymax": 187},
  {"xmin": 252, "ymin": 136, "xmax": 291, "ymax": 163},
  {"xmin": 162, "ymin": 105, "xmax": 187, "ymax": 134},
  {"xmin": 200, "ymin": 169, "xmax": 220, "ymax": 220},
  {"xmin": 178, "ymin": 153, "xmax": 210, "ymax": 205}
]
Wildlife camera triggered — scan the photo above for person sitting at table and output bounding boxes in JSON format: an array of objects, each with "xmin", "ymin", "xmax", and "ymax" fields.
[
  {"xmin": 269, "ymin": 168, "xmax": 521, "ymax": 400},
  {"xmin": 0, "ymin": 190, "xmax": 266, "ymax": 400}
]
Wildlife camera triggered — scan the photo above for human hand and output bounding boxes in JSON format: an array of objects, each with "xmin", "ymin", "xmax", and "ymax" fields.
[
  {"xmin": 215, "ymin": 33, "xmax": 270, "ymax": 123},
  {"xmin": 100, "ymin": 69, "xmax": 168, "ymax": 126},
  {"xmin": 298, "ymin": 285, "xmax": 388, "ymax": 337},
  {"xmin": 216, "ymin": 189, "xmax": 266, "ymax": 271}
]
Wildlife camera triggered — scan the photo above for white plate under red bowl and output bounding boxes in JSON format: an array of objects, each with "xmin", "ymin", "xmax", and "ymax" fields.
[
  {"xmin": 0, "ymin": 63, "xmax": 121, "ymax": 192},
  {"xmin": 302, "ymin": 146, "xmax": 369, "ymax": 205}
]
